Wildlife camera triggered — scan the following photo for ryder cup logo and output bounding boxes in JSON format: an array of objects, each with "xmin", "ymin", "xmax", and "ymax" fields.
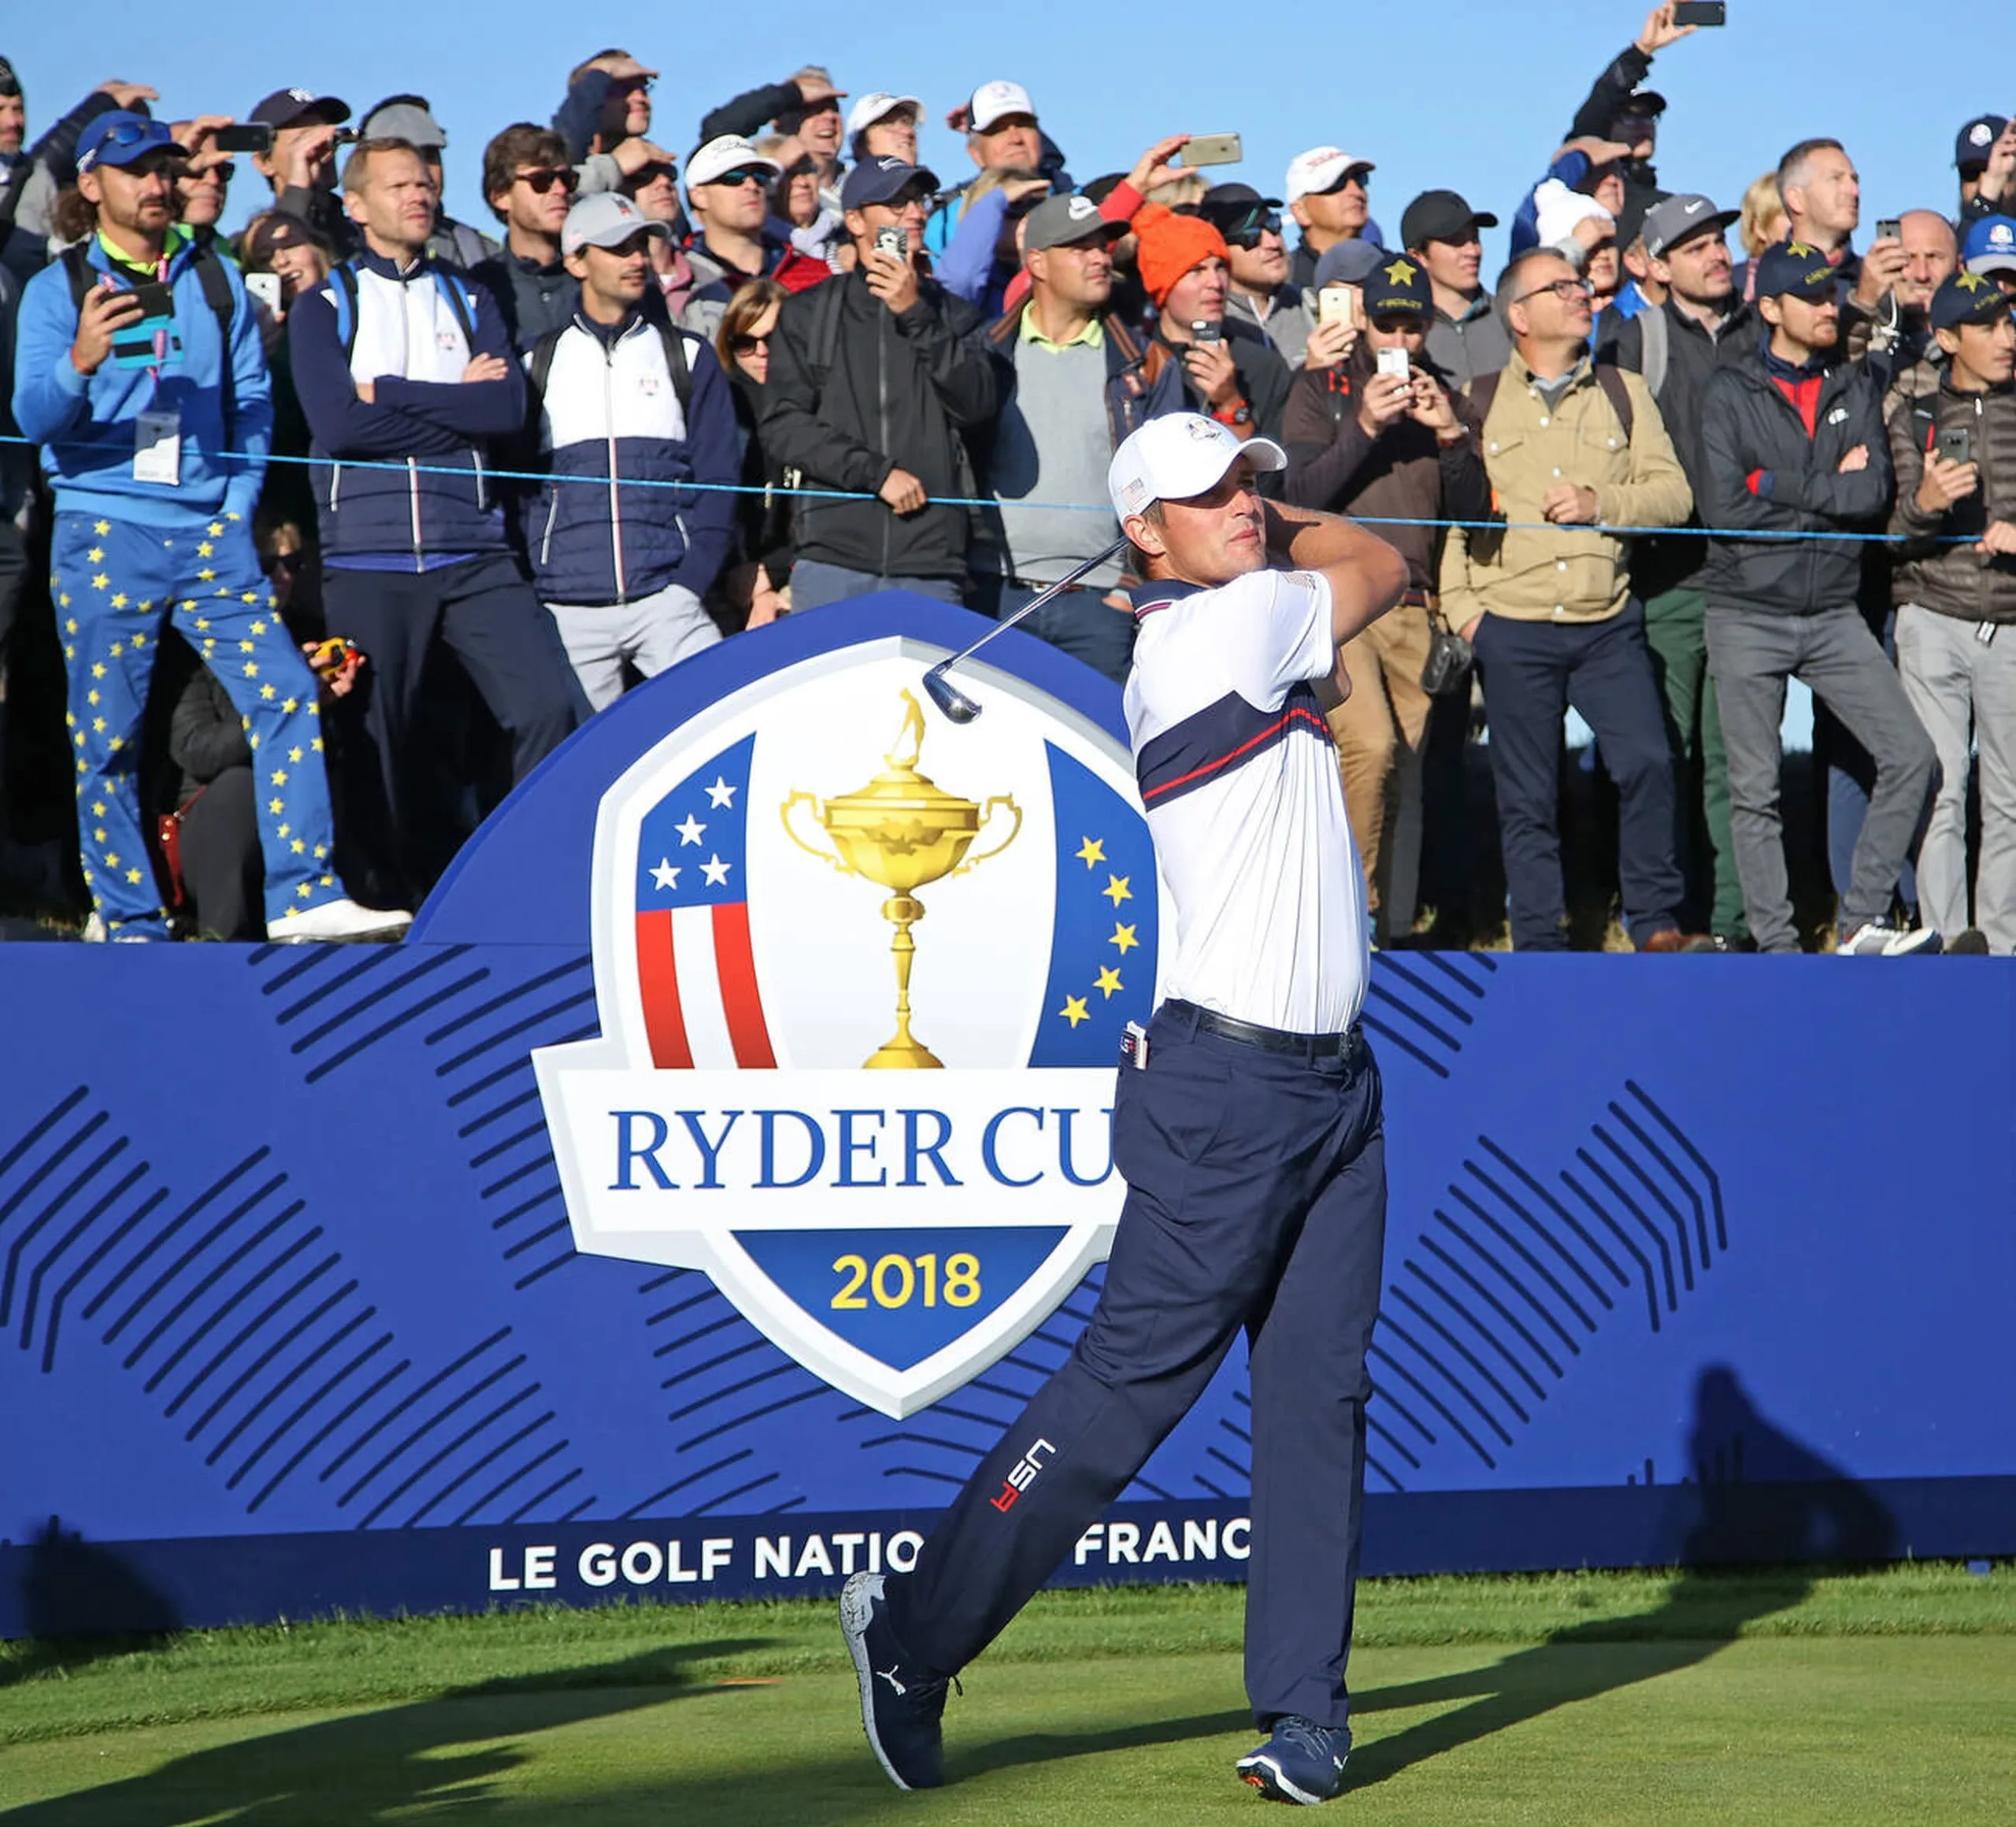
[{"xmin": 533, "ymin": 636, "xmax": 1166, "ymax": 1416}]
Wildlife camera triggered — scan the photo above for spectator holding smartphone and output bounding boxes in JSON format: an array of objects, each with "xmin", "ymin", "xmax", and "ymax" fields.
[
  {"xmin": 11, "ymin": 111, "xmax": 402, "ymax": 940},
  {"xmin": 1957, "ymin": 115, "xmax": 2014, "ymax": 223},
  {"xmin": 1887, "ymin": 275, "xmax": 2016, "ymax": 953},
  {"xmin": 1697, "ymin": 242, "xmax": 1936, "ymax": 955},
  {"xmin": 760, "ymin": 157, "xmax": 997, "ymax": 611},
  {"xmin": 248, "ymin": 86, "xmax": 358, "ymax": 259},
  {"xmin": 1283, "ymin": 253, "xmax": 1488, "ymax": 943}
]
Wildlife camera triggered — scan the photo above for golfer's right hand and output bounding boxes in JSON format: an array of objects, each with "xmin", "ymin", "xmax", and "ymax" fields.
[
  {"xmin": 72, "ymin": 280, "xmax": 143, "ymax": 376},
  {"xmin": 879, "ymin": 467, "xmax": 928, "ymax": 515}
]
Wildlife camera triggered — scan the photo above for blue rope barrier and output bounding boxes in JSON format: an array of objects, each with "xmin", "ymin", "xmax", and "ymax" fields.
[{"xmin": 0, "ymin": 432, "xmax": 1991, "ymax": 547}]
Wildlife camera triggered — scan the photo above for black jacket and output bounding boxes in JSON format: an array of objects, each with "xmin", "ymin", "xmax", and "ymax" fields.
[
  {"xmin": 471, "ymin": 248, "xmax": 576, "ymax": 354},
  {"xmin": 1698, "ymin": 341, "xmax": 1894, "ymax": 617},
  {"xmin": 1599, "ymin": 294, "xmax": 1757, "ymax": 595},
  {"xmin": 1143, "ymin": 321, "xmax": 1294, "ymax": 451},
  {"xmin": 759, "ymin": 268, "xmax": 997, "ymax": 580}
]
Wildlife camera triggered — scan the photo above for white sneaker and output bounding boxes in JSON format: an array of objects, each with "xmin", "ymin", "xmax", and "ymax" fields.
[
  {"xmin": 83, "ymin": 912, "xmax": 106, "ymax": 943},
  {"xmin": 1839, "ymin": 921, "xmax": 1942, "ymax": 958},
  {"xmin": 267, "ymin": 898, "xmax": 413, "ymax": 943}
]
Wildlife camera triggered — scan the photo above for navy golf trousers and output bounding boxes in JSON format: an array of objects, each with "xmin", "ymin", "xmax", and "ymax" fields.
[{"xmin": 884, "ymin": 999, "xmax": 1388, "ymax": 1732}]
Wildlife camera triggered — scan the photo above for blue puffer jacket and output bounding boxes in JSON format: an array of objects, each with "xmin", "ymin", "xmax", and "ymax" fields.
[
  {"xmin": 11, "ymin": 228, "xmax": 271, "ymax": 525},
  {"xmin": 525, "ymin": 310, "xmax": 739, "ymax": 606},
  {"xmin": 287, "ymin": 250, "xmax": 524, "ymax": 564}
]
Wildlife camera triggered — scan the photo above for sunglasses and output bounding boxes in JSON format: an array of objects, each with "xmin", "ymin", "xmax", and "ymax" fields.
[
  {"xmin": 517, "ymin": 166, "xmax": 579, "ymax": 195},
  {"xmin": 731, "ymin": 331, "xmax": 772, "ymax": 354},
  {"xmin": 83, "ymin": 118, "xmax": 174, "ymax": 168},
  {"xmin": 185, "ymin": 160, "xmax": 235, "ymax": 186},
  {"xmin": 706, "ymin": 167, "xmax": 771, "ymax": 188},
  {"xmin": 1223, "ymin": 208, "xmax": 1283, "ymax": 249}
]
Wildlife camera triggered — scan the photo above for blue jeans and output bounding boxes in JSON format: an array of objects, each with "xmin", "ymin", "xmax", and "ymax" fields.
[
  {"xmin": 969, "ymin": 575, "xmax": 1135, "ymax": 686},
  {"xmin": 788, "ymin": 560, "xmax": 967, "ymax": 613}
]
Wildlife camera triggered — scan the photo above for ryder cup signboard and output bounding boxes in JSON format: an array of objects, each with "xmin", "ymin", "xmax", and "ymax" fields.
[{"xmin": 533, "ymin": 649, "xmax": 1166, "ymax": 1416}]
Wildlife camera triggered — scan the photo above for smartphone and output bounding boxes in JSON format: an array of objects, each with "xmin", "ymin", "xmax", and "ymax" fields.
[
  {"xmin": 1191, "ymin": 319, "xmax": 1224, "ymax": 346},
  {"xmin": 331, "ymin": 127, "xmax": 360, "ymax": 145},
  {"xmin": 1672, "ymin": 1, "xmax": 1725, "ymax": 24},
  {"xmin": 132, "ymin": 280, "xmax": 176, "ymax": 323},
  {"xmin": 873, "ymin": 224, "xmax": 906, "ymax": 264},
  {"xmin": 1183, "ymin": 133, "xmax": 1243, "ymax": 169},
  {"xmin": 1317, "ymin": 285, "xmax": 1358, "ymax": 329},
  {"xmin": 213, "ymin": 122, "xmax": 273, "ymax": 154},
  {"xmin": 1875, "ymin": 217, "xmax": 1902, "ymax": 244},
  {"xmin": 1936, "ymin": 427, "xmax": 1974, "ymax": 469},
  {"xmin": 244, "ymin": 271, "xmax": 284, "ymax": 318},
  {"xmin": 1377, "ymin": 346, "xmax": 1411, "ymax": 383}
]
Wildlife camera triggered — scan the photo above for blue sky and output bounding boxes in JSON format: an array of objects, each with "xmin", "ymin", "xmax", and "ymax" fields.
[{"xmin": 6, "ymin": 2, "xmax": 1996, "ymax": 248}]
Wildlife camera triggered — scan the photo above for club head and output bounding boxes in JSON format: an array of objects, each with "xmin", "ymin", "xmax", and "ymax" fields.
[{"xmin": 923, "ymin": 664, "xmax": 981, "ymax": 724}]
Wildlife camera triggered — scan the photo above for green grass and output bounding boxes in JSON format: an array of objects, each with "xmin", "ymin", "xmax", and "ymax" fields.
[{"xmin": 2, "ymin": 1564, "xmax": 2011, "ymax": 1823}]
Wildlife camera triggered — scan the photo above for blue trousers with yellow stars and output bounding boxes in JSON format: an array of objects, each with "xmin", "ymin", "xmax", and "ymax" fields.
[{"xmin": 52, "ymin": 509, "xmax": 343, "ymax": 938}]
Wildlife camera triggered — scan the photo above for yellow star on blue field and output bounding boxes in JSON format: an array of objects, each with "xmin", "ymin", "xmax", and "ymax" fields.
[
  {"xmin": 91, "ymin": 573, "xmax": 109, "ymax": 591},
  {"xmin": 269, "ymin": 798, "xmax": 284, "ymax": 815},
  {"xmin": 1383, "ymin": 257, "xmax": 1418, "ymax": 284},
  {"xmin": 270, "ymin": 769, "xmax": 288, "ymax": 786},
  {"xmin": 1075, "ymin": 836, "xmax": 1106, "ymax": 868},
  {"xmin": 1110, "ymin": 921, "xmax": 1139, "ymax": 954},
  {"xmin": 282, "ymin": 697, "xmax": 298, "ymax": 713},
  {"xmin": 197, "ymin": 540, "xmax": 214, "ymax": 558},
  {"xmin": 207, "ymin": 521, "xmax": 224, "ymax": 537},
  {"xmin": 288, "ymin": 747, "xmax": 302, "ymax": 762},
  {"xmin": 124, "ymin": 868, "xmax": 143, "ymax": 885},
  {"xmin": 1058, "ymin": 995, "xmax": 1090, "ymax": 1028},
  {"xmin": 94, "ymin": 520, "xmax": 110, "ymax": 536},
  {"xmin": 260, "ymin": 683, "xmax": 277, "ymax": 701},
  {"xmin": 86, "ymin": 547, "xmax": 104, "ymax": 564},
  {"xmin": 197, "ymin": 567, "xmax": 215, "ymax": 582},
  {"xmin": 109, "ymin": 593, "xmax": 128, "ymax": 610},
  {"xmin": 243, "ymin": 661, "xmax": 259, "ymax": 677},
  {"xmin": 1094, "ymin": 965, "xmax": 1124, "ymax": 999},
  {"xmin": 1102, "ymin": 873, "xmax": 1132, "ymax": 906}
]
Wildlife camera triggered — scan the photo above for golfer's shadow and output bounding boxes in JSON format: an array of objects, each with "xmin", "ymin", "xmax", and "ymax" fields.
[{"xmin": 1343, "ymin": 1364, "xmax": 1898, "ymax": 1789}]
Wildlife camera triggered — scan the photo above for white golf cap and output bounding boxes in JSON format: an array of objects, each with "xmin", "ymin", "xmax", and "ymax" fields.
[
  {"xmin": 562, "ymin": 191, "xmax": 672, "ymax": 258},
  {"xmin": 1107, "ymin": 413, "xmax": 1287, "ymax": 522},
  {"xmin": 1284, "ymin": 146, "xmax": 1375, "ymax": 205},
  {"xmin": 686, "ymin": 133, "xmax": 781, "ymax": 189},
  {"xmin": 848, "ymin": 91, "xmax": 924, "ymax": 135},
  {"xmin": 969, "ymin": 79, "xmax": 1036, "ymax": 132}
]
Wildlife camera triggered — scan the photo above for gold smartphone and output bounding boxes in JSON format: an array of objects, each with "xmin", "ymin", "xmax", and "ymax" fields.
[
  {"xmin": 1184, "ymin": 133, "xmax": 1243, "ymax": 169},
  {"xmin": 1317, "ymin": 285, "xmax": 1358, "ymax": 329}
]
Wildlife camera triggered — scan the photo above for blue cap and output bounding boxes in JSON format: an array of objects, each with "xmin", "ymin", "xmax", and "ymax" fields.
[
  {"xmin": 1361, "ymin": 253, "xmax": 1432, "ymax": 319},
  {"xmin": 1956, "ymin": 115, "xmax": 2007, "ymax": 172},
  {"xmin": 840, "ymin": 155, "xmax": 940, "ymax": 212},
  {"xmin": 76, "ymin": 111, "xmax": 184, "ymax": 174},
  {"xmin": 1753, "ymin": 239, "xmax": 1836, "ymax": 302},
  {"xmin": 1961, "ymin": 214, "xmax": 2016, "ymax": 277},
  {"xmin": 1930, "ymin": 270, "xmax": 2012, "ymax": 332}
]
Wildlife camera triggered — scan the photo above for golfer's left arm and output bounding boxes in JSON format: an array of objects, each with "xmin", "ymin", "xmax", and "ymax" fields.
[{"xmin": 1262, "ymin": 499, "xmax": 1409, "ymax": 645}]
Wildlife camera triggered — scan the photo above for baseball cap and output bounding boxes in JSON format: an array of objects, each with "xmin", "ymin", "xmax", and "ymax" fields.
[
  {"xmin": 249, "ymin": 87, "xmax": 351, "ymax": 131},
  {"xmin": 1107, "ymin": 413, "xmax": 1286, "ymax": 522},
  {"xmin": 1962, "ymin": 213, "xmax": 2016, "ymax": 277},
  {"xmin": 969, "ymin": 80, "xmax": 1036, "ymax": 132},
  {"xmin": 1613, "ymin": 186, "xmax": 1669, "ymax": 251},
  {"xmin": 1401, "ymin": 189, "xmax": 1499, "ymax": 250},
  {"xmin": 361, "ymin": 101, "xmax": 447, "ymax": 150},
  {"xmin": 1615, "ymin": 87, "xmax": 1667, "ymax": 120},
  {"xmin": 848, "ymin": 92, "xmax": 922, "ymax": 135},
  {"xmin": 76, "ymin": 112, "xmax": 186, "ymax": 174},
  {"xmin": 840, "ymin": 154, "xmax": 939, "ymax": 211},
  {"xmin": 1284, "ymin": 146, "xmax": 1373, "ymax": 206},
  {"xmin": 1200, "ymin": 181, "xmax": 1284, "ymax": 217},
  {"xmin": 0, "ymin": 56, "xmax": 20, "ymax": 98},
  {"xmin": 1023, "ymin": 192, "xmax": 1123, "ymax": 254},
  {"xmin": 1362, "ymin": 254, "xmax": 1432, "ymax": 320},
  {"xmin": 1312, "ymin": 241, "xmax": 1384, "ymax": 287},
  {"xmin": 562, "ymin": 190, "xmax": 671, "ymax": 257},
  {"xmin": 687, "ymin": 134, "xmax": 781, "ymax": 189},
  {"xmin": 1642, "ymin": 192, "xmax": 1739, "ymax": 258},
  {"xmin": 1929, "ymin": 269, "xmax": 2011, "ymax": 332},
  {"xmin": 1754, "ymin": 239, "xmax": 1836, "ymax": 302},
  {"xmin": 243, "ymin": 209, "xmax": 326, "ymax": 268},
  {"xmin": 1956, "ymin": 114, "xmax": 2008, "ymax": 171}
]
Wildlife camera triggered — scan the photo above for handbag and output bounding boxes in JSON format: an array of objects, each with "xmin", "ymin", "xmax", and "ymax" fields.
[{"xmin": 1419, "ymin": 606, "xmax": 1474, "ymax": 698}]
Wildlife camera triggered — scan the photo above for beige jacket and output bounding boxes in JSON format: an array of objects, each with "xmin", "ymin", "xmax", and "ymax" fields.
[{"xmin": 1439, "ymin": 354, "xmax": 1692, "ymax": 625}]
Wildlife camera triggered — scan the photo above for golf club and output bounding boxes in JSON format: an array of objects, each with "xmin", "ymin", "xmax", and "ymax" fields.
[{"xmin": 923, "ymin": 537, "xmax": 1132, "ymax": 723}]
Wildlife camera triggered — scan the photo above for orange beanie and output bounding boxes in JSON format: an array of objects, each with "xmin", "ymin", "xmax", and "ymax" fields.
[{"xmin": 1132, "ymin": 202, "xmax": 1229, "ymax": 307}]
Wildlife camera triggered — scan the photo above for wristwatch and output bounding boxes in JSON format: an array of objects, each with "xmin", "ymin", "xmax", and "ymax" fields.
[{"xmin": 1214, "ymin": 398, "xmax": 1252, "ymax": 428}]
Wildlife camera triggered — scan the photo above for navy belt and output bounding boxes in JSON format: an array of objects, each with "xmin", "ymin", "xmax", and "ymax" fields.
[{"xmin": 1164, "ymin": 999, "xmax": 1363, "ymax": 1063}]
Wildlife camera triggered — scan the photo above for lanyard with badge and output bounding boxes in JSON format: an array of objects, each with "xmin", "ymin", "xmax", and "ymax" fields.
[{"xmin": 113, "ymin": 250, "xmax": 182, "ymax": 487}]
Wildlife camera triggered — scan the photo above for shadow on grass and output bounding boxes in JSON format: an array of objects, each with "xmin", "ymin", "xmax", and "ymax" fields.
[
  {"xmin": 0, "ymin": 1640, "xmax": 774, "ymax": 1825},
  {"xmin": 0, "ymin": 1521, "xmax": 182, "ymax": 1693},
  {"xmin": 1343, "ymin": 1365, "xmax": 1898, "ymax": 1791}
]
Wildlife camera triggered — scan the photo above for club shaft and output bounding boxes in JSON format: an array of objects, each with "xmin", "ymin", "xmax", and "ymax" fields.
[{"xmin": 936, "ymin": 538, "xmax": 1131, "ymax": 677}]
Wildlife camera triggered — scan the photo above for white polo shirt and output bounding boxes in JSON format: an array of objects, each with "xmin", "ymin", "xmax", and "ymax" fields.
[{"xmin": 1125, "ymin": 565, "xmax": 1368, "ymax": 1036}]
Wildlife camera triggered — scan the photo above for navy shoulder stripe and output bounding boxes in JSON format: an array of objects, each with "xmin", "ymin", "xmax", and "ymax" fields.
[{"xmin": 1136, "ymin": 683, "xmax": 1332, "ymax": 807}]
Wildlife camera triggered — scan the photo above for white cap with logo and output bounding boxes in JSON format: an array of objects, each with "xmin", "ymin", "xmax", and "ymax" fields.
[
  {"xmin": 969, "ymin": 80, "xmax": 1036, "ymax": 132},
  {"xmin": 562, "ymin": 191, "xmax": 672, "ymax": 258},
  {"xmin": 686, "ymin": 134, "xmax": 782, "ymax": 188},
  {"xmin": 1106, "ymin": 414, "xmax": 1287, "ymax": 522},
  {"xmin": 1284, "ymin": 146, "xmax": 1375, "ymax": 206},
  {"xmin": 848, "ymin": 92, "xmax": 925, "ymax": 135}
]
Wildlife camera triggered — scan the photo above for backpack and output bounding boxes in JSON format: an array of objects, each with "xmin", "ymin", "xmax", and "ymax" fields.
[
  {"xmin": 1469, "ymin": 360, "xmax": 1636, "ymax": 444},
  {"xmin": 525, "ymin": 312, "xmax": 693, "ymax": 419},
  {"xmin": 326, "ymin": 258, "xmax": 478, "ymax": 362},
  {"xmin": 63, "ymin": 236, "xmax": 239, "ymax": 419}
]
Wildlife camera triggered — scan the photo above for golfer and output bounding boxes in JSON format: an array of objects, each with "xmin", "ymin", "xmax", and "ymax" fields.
[{"xmin": 843, "ymin": 412, "xmax": 1406, "ymax": 1805}]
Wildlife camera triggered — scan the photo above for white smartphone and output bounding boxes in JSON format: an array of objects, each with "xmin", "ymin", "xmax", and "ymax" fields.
[
  {"xmin": 1376, "ymin": 346, "xmax": 1411, "ymax": 382},
  {"xmin": 244, "ymin": 271, "xmax": 284, "ymax": 318}
]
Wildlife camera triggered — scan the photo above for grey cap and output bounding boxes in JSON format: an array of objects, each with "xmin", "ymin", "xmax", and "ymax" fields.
[
  {"xmin": 1643, "ymin": 193, "xmax": 1740, "ymax": 258},
  {"xmin": 562, "ymin": 191, "xmax": 672, "ymax": 257},
  {"xmin": 361, "ymin": 101, "xmax": 447, "ymax": 150},
  {"xmin": 1313, "ymin": 240, "xmax": 1385, "ymax": 287},
  {"xmin": 1023, "ymin": 191, "xmax": 1124, "ymax": 254}
]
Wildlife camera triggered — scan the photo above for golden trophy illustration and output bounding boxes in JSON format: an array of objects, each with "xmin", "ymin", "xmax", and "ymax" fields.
[{"xmin": 782, "ymin": 691, "xmax": 1021, "ymax": 1069}]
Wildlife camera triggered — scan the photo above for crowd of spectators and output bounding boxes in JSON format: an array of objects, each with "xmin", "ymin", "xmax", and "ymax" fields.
[{"xmin": 2, "ymin": 10, "xmax": 2013, "ymax": 951}]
